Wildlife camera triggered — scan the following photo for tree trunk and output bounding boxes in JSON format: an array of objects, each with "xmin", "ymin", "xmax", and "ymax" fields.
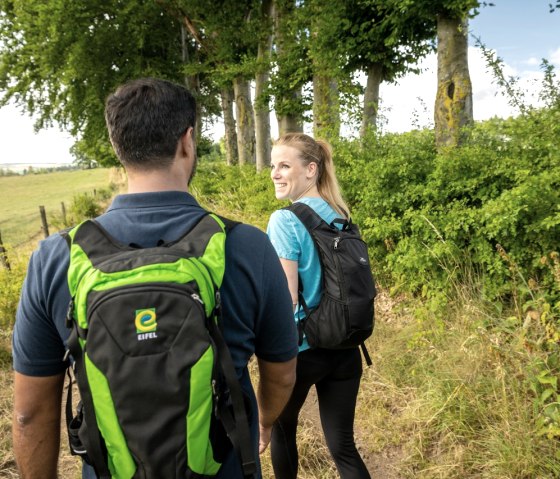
[
  {"xmin": 313, "ymin": 73, "xmax": 339, "ymax": 140},
  {"xmin": 220, "ymin": 87, "xmax": 238, "ymax": 166},
  {"xmin": 277, "ymin": 105, "xmax": 303, "ymax": 136},
  {"xmin": 254, "ymin": 0, "xmax": 274, "ymax": 172},
  {"xmin": 434, "ymin": 14, "xmax": 473, "ymax": 150},
  {"xmin": 360, "ymin": 62, "xmax": 383, "ymax": 137},
  {"xmin": 181, "ymin": 25, "xmax": 203, "ymax": 140},
  {"xmin": 233, "ymin": 77, "xmax": 256, "ymax": 166},
  {"xmin": 273, "ymin": 0, "xmax": 304, "ymax": 135}
]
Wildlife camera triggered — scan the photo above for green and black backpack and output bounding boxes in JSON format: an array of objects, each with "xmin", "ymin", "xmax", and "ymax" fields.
[{"xmin": 63, "ymin": 213, "xmax": 256, "ymax": 479}]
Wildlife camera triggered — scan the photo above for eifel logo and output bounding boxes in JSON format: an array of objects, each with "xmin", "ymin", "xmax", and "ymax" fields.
[{"xmin": 135, "ymin": 308, "xmax": 158, "ymax": 341}]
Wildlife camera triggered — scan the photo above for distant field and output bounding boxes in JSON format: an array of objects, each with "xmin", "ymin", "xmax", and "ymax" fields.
[{"xmin": 0, "ymin": 169, "xmax": 114, "ymax": 247}]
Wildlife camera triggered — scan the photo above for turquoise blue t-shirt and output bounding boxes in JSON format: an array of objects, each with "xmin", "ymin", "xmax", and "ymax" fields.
[{"xmin": 267, "ymin": 197, "xmax": 343, "ymax": 352}]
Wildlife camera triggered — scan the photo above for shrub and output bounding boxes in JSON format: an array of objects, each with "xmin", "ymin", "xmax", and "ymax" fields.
[
  {"xmin": 333, "ymin": 109, "xmax": 560, "ymax": 306},
  {"xmin": 192, "ymin": 162, "xmax": 283, "ymax": 230},
  {"xmin": 70, "ymin": 193, "xmax": 102, "ymax": 221}
]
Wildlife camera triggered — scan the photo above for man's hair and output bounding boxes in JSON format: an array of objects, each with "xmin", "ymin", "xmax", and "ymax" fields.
[{"xmin": 105, "ymin": 78, "xmax": 196, "ymax": 170}]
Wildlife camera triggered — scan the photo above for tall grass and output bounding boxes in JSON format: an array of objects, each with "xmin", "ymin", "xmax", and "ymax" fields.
[{"xmin": 355, "ymin": 261, "xmax": 560, "ymax": 478}]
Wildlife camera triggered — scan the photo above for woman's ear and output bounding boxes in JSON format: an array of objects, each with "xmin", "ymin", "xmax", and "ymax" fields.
[{"xmin": 306, "ymin": 161, "xmax": 318, "ymax": 179}]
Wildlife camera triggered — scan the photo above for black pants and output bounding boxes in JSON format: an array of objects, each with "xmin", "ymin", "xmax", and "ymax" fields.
[{"xmin": 270, "ymin": 347, "xmax": 371, "ymax": 479}]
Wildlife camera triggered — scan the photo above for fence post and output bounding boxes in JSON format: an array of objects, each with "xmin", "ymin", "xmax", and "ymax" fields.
[
  {"xmin": 61, "ymin": 201, "xmax": 67, "ymax": 226},
  {"xmin": 0, "ymin": 230, "xmax": 10, "ymax": 271},
  {"xmin": 39, "ymin": 205, "xmax": 50, "ymax": 238}
]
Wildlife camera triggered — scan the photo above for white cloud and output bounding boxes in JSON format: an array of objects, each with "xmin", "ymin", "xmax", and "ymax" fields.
[{"xmin": 550, "ymin": 47, "xmax": 560, "ymax": 66}]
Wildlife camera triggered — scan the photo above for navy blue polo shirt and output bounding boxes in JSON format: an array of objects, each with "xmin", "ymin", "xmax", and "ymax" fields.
[{"xmin": 13, "ymin": 190, "xmax": 298, "ymax": 478}]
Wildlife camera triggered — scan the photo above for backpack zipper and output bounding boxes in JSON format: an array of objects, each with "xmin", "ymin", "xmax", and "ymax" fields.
[
  {"xmin": 191, "ymin": 293, "xmax": 204, "ymax": 305},
  {"xmin": 332, "ymin": 237, "xmax": 347, "ymax": 302}
]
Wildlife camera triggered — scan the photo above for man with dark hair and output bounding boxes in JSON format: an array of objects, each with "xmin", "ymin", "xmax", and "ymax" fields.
[{"xmin": 12, "ymin": 77, "xmax": 298, "ymax": 478}]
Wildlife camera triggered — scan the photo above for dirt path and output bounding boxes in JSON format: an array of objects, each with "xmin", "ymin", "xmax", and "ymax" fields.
[{"xmin": 299, "ymin": 384, "xmax": 403, "ymax": 478}]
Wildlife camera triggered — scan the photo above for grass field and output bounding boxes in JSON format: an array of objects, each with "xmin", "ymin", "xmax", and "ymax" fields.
[{"xmin": 0, "ymin": 169, "xmax": 117, "ymax": 247}]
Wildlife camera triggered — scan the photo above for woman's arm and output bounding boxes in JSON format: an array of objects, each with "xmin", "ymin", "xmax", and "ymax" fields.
[{"xmin": 279, "ymin": 258, "xmax": 299, "ymax": 309}]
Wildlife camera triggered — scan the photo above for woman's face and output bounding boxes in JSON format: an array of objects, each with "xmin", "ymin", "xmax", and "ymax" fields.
[{"xmin": 270, "ymin": 145, "xmax": 314, "ymax": 201}]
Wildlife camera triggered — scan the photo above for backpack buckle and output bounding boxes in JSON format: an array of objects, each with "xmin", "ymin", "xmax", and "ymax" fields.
[{"xmin": 65, "ymin": 299, "xmax": 75, "ymax": 329}]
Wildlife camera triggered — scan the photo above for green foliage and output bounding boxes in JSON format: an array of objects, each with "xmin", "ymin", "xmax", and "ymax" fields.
[
  {"xmin": 0, "ymin": 168, "xmax": 19, "ymax": 177},
  {"xmin": 269, "ymin": 0, "xmax": 312, "ymax": 123},
  {"xmin": 334, "ymin": 94, "xmax": 560, "ymax": 458},
  {"xmin": 48, "ymin": 183, "xmax": 117, "ymax": 230},
  {"xmin": 333, "ymin": 105, "xmax": 560, "ymax": 307},
  {"xmin": 192, "ymin": 160, "xmax": 283, "ymax": 230},
  {"xmin": 0, "ymin": 0, "xmax": 191, "ymax": 167},
  {"xmin": 70, "ymin": 193, "xmax": 102, "ymax": 221},
  {"xmin": 411, "ymin": 0, "xmax": 485, "ymax": 19},
  {"xmin": 196, "ymin": 136, "xmax": 221, "ymax": 160},
  {"xmin": 342, "ymin": 0, "xmax": 437, "ymax": 82},
  {"xmin": 0, "ymin": 251, "xmax": 26, "ymax": 331}
]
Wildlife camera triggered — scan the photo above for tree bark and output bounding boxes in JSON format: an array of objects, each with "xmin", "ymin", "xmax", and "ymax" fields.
[
  {"xmin": 277, "ymin": 106, "xmax": 303, "ymax": 136},
  {"xmin": 181, "ymin": 25, "xmax": 203, "ymax": 140},
  {"xmin": 360, "ymin": 62, "xmax": 383, "ymax": 137},
  {"xmin": 313, "ymin": 73, "xmax": 339, "ymax": 140},
  {"xmin": 220, "ymin": 87, "xmax": 238, "ymax": 166},
  {"xmin": 254, "ymin": 0, "xmax": 274, "ymax": 172},
  {"xmin": 434, "ymin": 14, "xmax": 473, "ymax": 150},
  {"xmin": 233, "ymin": 77, "xmax": 256, "ymax": 166}
]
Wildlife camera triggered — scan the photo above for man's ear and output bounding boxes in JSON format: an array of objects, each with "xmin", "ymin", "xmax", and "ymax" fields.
[{"xmin": 180, "ymin": 127, "xmax": 195, "ymax": 157}]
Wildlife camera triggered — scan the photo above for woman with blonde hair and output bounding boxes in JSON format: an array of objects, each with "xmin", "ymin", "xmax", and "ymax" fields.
[{"xmin": 267, "ymin": 133, "xmax": 370, "ymax": 478}]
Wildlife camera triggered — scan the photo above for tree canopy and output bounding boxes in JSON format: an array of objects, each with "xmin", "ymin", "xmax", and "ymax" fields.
[
  {"xmin": 0, "ymin": 0, "xmax": 187, "ymax": 165},
  {"xmin": 0, "ymin": 0, "xmax": 488, "ymax": 165}
]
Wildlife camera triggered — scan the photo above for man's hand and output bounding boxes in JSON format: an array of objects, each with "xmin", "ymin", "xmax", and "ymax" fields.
[
  {"xmin": 13, "ymin": 372, "xmax": 65, "ymax": 479},
  {"xmin": 256, "ymin": 357, "xmax": 296, "ymax": 454}
]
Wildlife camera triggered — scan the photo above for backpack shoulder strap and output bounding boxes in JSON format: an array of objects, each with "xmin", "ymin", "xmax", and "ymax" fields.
[
  {"xmin": 213, "ymin": 214, "xmax": 241, "ymax": 233},
  {"xmin": 282, "ymin": 203, "xmax": 326, "ymax": 346},
  {"xmin": 59, "ymin": 226, "xmax": 73, "ymax": 249},
  {"xmin": 198, "ymin": 214, "xmax": 256, "ymax": 477},
  {"xmin": 283, "ymin": 202, "xmax": 325, "ymax": 232}
]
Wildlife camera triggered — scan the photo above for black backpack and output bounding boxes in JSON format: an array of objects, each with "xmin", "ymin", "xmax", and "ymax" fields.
[{"xmin": 285, "ymin": 203, "xmax": 376, "ymax": 363}]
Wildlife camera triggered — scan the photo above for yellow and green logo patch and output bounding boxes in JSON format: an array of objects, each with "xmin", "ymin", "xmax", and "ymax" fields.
[{"xmin": 135, "ymin": 308, "xmax": 157, "ymax": 334}]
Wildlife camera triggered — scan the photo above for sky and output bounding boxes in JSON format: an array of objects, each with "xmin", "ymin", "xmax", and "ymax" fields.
[{"xmin": 0, "ymin": 0, "xmax": 559, "ymax": 167}]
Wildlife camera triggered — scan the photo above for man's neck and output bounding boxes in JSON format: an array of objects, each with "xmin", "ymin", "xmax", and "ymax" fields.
[{"xmin": 125, "ymin": 166, "xmax": 189, "ymax": 194}]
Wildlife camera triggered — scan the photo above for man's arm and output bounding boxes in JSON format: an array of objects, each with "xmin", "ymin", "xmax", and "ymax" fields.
[
  {"xmin": 13, "ymin": 372, "xmax": 65, "ymax": 479},
  {"xmin": 256, "ymin": 357, "xmax": 297, "ymax": 454}
]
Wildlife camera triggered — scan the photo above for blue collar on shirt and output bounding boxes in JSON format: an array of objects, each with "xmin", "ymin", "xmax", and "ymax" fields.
[{"xmin": 106, "ymin": 191, "xmax": 200, "ymax": 211}]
